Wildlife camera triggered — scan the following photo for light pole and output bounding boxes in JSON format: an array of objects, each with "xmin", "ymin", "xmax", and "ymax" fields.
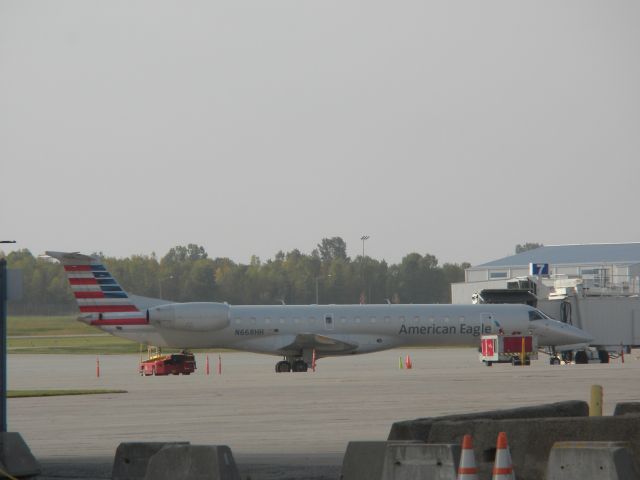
[
  {"xmin": 315, "ymin": 274, "xmax": 332, "ymax": 304},
  {"xmin": 0, "ymin": 241, "xmax": 16, "ymax": 433},
  {"xmin": 0, "ymin": 240, "xmax": 16, "ymax": 258},
  {"xmin": 0, "ymin": 256, "xmax": 6, "ymax": 433},
  {"xmin": 360, "ymin": 235, "xmax": 369, "ymax": 304},
  {"xmin": 360, "ymin": 235, "xmax": 369, "ymax": 258}
]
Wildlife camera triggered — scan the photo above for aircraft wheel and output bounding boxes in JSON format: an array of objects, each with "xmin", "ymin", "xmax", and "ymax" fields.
[
  {"xmin": 598, "ymin": 350, "xmax": 610, "ymax": 364},
  {"xmin": 292, "ymin": 360, "xmax": 308, "ymax": 372},
  {"xmin": 275, "ymin": 361, "xmax": 291, "ymax": 373},
  {"xmin": 575, "ymin": 350, "xmax": 589, "ymax": 364},
  {"xmin": 550, "ymin": 357, "xmax": 561, "ymax": 365}
]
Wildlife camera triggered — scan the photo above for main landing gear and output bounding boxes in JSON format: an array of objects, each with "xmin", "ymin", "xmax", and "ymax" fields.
[
  {"xmin": 275, "ymin": 360, "xmax": 291, "ymax": 373},
  {"xmin": 275, "ymin": 356, "xmax": 310, "ymax": 373}
]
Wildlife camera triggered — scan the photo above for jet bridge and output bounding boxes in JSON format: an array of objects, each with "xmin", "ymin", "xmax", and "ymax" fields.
[{"xmin": 472, "ymin": 276, "xmax": 640, "ymax": 363}]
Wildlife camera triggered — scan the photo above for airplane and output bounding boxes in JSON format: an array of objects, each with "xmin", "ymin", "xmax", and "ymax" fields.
[{"xmin": 46, "ymin": 251, "xmax": 593, "ymax": 372}]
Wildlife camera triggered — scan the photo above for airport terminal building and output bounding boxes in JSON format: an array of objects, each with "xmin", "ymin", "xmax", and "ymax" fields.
[{"xmin": 451, "ymin": 243, "xmax": 640, "ymax": 305}]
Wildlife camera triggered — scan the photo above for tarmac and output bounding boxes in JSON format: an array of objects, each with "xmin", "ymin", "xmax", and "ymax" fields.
[{"xmin": 7, "ymin": 348, "xmax": 640, "ymax": 479}]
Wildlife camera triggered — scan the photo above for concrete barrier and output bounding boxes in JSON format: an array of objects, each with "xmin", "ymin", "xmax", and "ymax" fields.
[
  {"xmin": 388, "ymin": 400, "xmax": 588, "ymax": 441},
  {"xmin": 340, "ymin": 441, "xmax": 460, "ymax": 480},
  {"xmin": 424, "ymin": 414, "xmax": 640, "ymax": 480},
  {"xmin": 143, "ymin": 445, "xmax": 241, "ymax": 480},
  {"xmin": 613, "ymin": 402, "xmax": 640, "ymax": 416},
  {"xmin": 112, "ymin": 441, "xmax": 189, "ymax": 480},
  {"xmin": 340, "ymin": 442, "xmax": 389, "ymax": 480},
  {"xmin": 547, "ymin": 441, "xmax": 640, "ymax": 479},
  {"xmin": 0, "ymin": 432, "xmax": 40, "ymax": 478}
]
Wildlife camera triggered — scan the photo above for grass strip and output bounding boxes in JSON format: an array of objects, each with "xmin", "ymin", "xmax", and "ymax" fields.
[
  {"xmin": 8, "ymin": 389, "xmax": 127, "ymax": 398},
  {"xmin": 9, "ymin": 335, "xmax": 141, "ymax": 354},
  {"xmin": 7, "ymin": 316, "xmax": 234, "ymax": 355},
  {"xmin": 8, "ymin": 315, "xmax": 95, "ymax": 336}
]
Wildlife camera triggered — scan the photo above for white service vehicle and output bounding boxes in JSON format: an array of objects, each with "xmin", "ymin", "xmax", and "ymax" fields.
[{"xmin": 479, "ymin": 334, "xmax": 538, "ymax": 366}]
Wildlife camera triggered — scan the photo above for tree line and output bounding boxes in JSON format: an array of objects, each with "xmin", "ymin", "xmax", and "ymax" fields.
[{"xmin": 5, "ymin": 238, "xmax": 472, "ymax": 314}]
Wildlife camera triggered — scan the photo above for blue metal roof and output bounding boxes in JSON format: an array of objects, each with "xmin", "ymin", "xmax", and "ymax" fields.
[{"xmin": 476, "ymin": 243, "xmax": 640, "ymax": 268}]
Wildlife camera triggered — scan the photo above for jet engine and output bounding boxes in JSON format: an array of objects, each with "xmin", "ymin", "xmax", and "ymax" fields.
[{"xmin": 147, "ymin": 302, "xmax": 230, "ymax": 332}]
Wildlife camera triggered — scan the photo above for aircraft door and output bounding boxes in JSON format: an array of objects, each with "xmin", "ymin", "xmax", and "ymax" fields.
[
  {"xmin": 481, "ymin": 312, "xmax": 494, "ymax": 333},
  {"xmin": 324, "ymin": 314, "xmax": 334, "ymax": 331}
]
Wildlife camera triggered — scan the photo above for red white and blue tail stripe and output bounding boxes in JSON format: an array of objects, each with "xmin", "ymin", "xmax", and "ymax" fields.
[{"xmin": 46, "ymin": 251, "xmax": 148, "ymax": 326}]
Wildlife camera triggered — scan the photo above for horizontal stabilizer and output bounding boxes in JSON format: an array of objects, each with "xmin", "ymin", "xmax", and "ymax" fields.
[
  {"xmin": 129, "ymin": 294, "xmax": 173, "ymax": 310},
  {"xmin": 44, "ymin": 251, "xmax": 97, "ymax": 264}
]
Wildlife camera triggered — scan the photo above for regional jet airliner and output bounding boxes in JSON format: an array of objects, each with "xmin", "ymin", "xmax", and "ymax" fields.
[{"xmin": 46, "ymin": 251, "xmax": 592, "ymax": 372}]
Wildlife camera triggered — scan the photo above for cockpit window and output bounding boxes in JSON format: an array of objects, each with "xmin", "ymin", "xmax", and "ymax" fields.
[{"xmin": 528, "ymin": 309, "xmax": 549, "ymax": 321}]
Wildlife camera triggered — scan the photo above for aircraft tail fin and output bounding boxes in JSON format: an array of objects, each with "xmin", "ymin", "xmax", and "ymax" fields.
[{"xmin": 45, "ymin": 251, "xmax": 147, "ymax": 325}]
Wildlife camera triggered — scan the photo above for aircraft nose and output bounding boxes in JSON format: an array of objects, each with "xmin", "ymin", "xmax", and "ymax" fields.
[{"xmin": 555, "ymin": 322, "xmax": 593, "ymax": 345}]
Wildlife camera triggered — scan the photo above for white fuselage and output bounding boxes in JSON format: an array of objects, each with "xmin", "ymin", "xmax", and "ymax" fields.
[{"xmin": 91, "ymin": 303, "xmax": 592, "ymax": 357}]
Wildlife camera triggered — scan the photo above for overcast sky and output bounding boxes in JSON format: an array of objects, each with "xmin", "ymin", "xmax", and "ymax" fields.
[{"xmin": 1, "ymin": 1, "xmax": 639, "ymax": 266}]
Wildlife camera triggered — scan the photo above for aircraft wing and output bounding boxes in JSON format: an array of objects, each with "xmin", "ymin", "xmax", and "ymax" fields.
[{"xmin": 278, "ymin": 333, "xmax": 358, "ymax": 355}]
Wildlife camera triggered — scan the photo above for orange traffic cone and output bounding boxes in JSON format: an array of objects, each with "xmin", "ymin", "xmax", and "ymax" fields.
[
  {"xmin": 457, "ymin": 434, "xmax": 478, "ymax": 480},
  {"xmin": 405, "ymin": 354, "xmax": 413, "ymax": 369},
  {"xmin": 492, "ymin": 432, "xmax": 515, "ymax": 480}
]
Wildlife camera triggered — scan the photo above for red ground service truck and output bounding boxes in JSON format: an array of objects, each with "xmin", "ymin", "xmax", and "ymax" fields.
[
  {"xmin": 480, "ymin": 335, "xmax": 538, "ymax": 366},
  {"xmin": 139, "ymin": 352, "xmax": 197, "ymax": 376}
]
